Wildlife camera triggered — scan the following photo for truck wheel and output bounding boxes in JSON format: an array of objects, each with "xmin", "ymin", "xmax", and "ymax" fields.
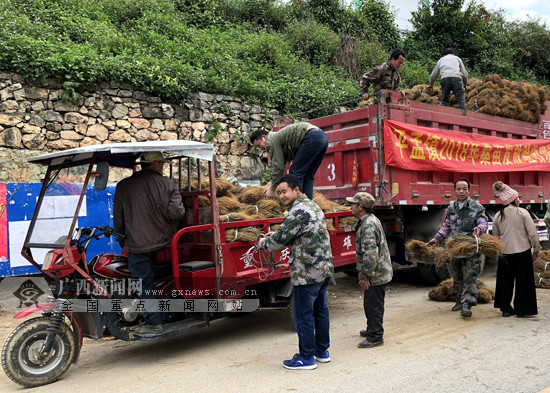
[
  {"xmin": 417, "ymin": 263, "xmax": 441, "ymax": 285},
  {"xmin": 1, "ymin": 316, "xmax": 76, "ymax": 388}
]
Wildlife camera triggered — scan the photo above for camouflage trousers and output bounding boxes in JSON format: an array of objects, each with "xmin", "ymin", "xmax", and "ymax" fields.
[{"xmin": 450, "ymin": 254, "xmax": 482, "ymax": 306}]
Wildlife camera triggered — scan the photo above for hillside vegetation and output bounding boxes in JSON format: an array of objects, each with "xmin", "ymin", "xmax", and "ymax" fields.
[{"xmin": 0, "ymin": 0, "xmax": 548, "ymax": 116}]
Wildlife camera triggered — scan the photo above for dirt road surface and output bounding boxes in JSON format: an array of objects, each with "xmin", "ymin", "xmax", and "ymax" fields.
[{"xmin": 1, "ymin": 261, "xmax": 550, "ymax": 393}]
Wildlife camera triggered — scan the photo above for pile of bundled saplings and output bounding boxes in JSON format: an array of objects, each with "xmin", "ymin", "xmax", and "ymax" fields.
[
  {"xmin": 404, "ymin": 74, "xmax": 550, "ymax": 123},
  {"xmin": 534, "ymin": 251, "xmax": 550, "ymax": 289},
  {"xmin": 182, "ymin": 178, "xmax": 357, "ymax": 242}
]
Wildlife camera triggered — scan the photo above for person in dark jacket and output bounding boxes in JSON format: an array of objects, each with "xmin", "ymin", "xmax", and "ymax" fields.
[
  {"xmin": 114, "ymin": 151, "xmax": 185, "ymax": 335},
  {"xmin": 347, "ymin": 192, "xmax": 392, "ymax": 348},
  {"xmin": 249, "ymin": 122, "xmax": 328, "ymax": 200}
]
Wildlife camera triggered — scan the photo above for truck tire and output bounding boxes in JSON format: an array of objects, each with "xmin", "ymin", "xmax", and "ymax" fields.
[
  {"xmin": 1, "ymin": 316, "xmax": 76, "ymax": 388},
  {"xmin": 417, "ymin": 263, "xmax": 441, "ymax": 285}
]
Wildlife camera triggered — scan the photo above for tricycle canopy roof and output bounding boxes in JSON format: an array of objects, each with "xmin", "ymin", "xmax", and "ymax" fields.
[{"xmin": 28, "ymin": 140, "xmax": 214, "ymax": 168}]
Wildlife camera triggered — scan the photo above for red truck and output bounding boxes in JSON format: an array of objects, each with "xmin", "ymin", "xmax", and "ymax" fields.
[{"xmin": 307, "ymin": 90, "xmax": 550, "ymax": 283}]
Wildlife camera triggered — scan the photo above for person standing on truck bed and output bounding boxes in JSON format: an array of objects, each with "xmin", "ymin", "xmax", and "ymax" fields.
[
  {"xmin": 427, "ymin": 48, "xmax": 469, "ymax": 115},
  {"xmin": 427, "ymin": 178, "xmax": 488, "ymax": 318},
  {"xmin": 114, "ymin": 151, "xmax": 185, "ymax": 336},
  {"xmin": 346, "ymin": 192, "xmax": 392, "ymax": 348},
  {"xmin": 258, "ymin": 174, "xmax": 334, "ymax": 370},
  {"xmin": 360, "ymin": 49, "xmax": 406, "ymax": 102},
  {"xmin": 492, "ymin": 181, "xmax": 540, "ymax": 318},
  {"xmin": 249, "ymin": 122, "xmax": 328, "ymax": 200}
]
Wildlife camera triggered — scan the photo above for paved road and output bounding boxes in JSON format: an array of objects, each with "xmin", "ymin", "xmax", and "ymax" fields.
[{"xmin": 1, "ymin": 261, "xmax": 550, "ymax": 392}]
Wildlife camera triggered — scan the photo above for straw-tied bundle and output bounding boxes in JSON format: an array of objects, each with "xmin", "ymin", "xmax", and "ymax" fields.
[
  {"xmin": 405, "ymin": 240, "xmax": 451, "ymax": 268},
  {"xmin": 428, "ymin": 279, "xmax": 495, "ymax": 303},
  {"xmin": 313, "ymin": 191, "xmax": 357, "ymax": 229},
  {"xmin": 225, "ymin": 226, "xmax": 262, "ymax": 243},
  {"xmin": 445, "ymin": 233, "xmax": 504, "ymax": 259},
  {"xmin": 534, "ymin": 250, "xmax": 550, "ymax": 289}
]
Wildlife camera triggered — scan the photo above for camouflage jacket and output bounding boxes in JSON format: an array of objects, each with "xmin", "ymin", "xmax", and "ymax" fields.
[
  {"xmin": 355, "ymin": 213, "xmax": 393, "ymax": 286},
  {"xmin": 360, "ymin": 61, "xmax": 401, "ymax": 96},
  {"xmin": 263, "ymin": 194, "xmax": 334, "ymax": 286},
  {"xmin": 434, "ymin": 198, "xmax": 488, "ymax": 243}
]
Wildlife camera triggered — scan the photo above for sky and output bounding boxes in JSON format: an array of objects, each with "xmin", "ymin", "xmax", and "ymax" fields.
[{"xmin": 388, "ymin": 0, "xmax": 550, "ymax": 31}]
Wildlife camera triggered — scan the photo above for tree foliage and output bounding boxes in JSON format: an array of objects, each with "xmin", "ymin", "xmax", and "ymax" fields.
[
  {"xmin": 0, "ymin": 0, "xmax": 548, "ymax": 118},
  {"xmin": 404, "ymin": 0, "xmax": 549, "ymax": 85}
]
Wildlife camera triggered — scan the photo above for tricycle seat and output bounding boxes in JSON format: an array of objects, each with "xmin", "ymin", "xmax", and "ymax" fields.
[{"xmin": 179, "ymin": 260, "xmax": 215, "ymax": 272}]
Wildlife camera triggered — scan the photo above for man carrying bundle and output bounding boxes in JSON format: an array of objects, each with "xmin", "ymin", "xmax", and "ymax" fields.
[{"xmin": 427, "ymin": 178, "xmax": 488, "ymax": 318}]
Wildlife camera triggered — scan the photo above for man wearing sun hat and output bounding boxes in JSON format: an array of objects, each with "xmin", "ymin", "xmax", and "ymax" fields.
[
  {"xmin": 114, "ymin": 151, "xmax": 185, "ymax": 336},
  {"xmin": 346, "ymin": 192, "xmax": 392, "ymax": 348}
]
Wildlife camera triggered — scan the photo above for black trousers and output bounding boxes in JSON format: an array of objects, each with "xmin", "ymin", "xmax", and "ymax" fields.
[
  {"xmin": 494, "ymin": 249, "xmax": 538, "ymax": 316},
  {"xmin": 363, "ymin": 284, "xmax": 386, "ymax": 342}
]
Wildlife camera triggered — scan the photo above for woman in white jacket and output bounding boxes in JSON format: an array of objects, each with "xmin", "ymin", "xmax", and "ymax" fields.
[{"xmin": 492, "ymin": 181, "xmax": 540, "ymax": 317}]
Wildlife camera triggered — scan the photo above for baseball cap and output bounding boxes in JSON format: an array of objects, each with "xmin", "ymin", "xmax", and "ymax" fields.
[
  {"xmin": 139, "ymin": 151, "xmax": 170, "ymax": 164},
  {"xmin": 346, "ymin": 192, "xmax": 375, "ymax": 209}
]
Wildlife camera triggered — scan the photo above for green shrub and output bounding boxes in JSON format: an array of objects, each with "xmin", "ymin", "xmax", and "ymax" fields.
[{"xmin": 285, "ymin": 20, "xmax": 340, "ymax": 65}]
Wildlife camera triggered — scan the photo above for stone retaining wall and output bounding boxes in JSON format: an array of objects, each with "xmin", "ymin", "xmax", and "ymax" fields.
[{"xmin": 0, "ymin": 72, "xmax": 276, "ymax": 182}]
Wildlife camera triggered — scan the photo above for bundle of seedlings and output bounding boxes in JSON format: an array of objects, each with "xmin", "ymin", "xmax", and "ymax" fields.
[
  {"xmin": 313, "ymin": 191, "xmax": 350, "ymax": 212},
  {"xmin": 535, "ymin": 276, "xmax": 550, "ymax": 289},
  {"xmin": 445, "ymin": 233, "xmax": 504, "ymax": 259},
  {"xmin": 337, "ymin": 216, "xmax": 358, "ymax": 228},
  {"xmin": 225, "ymin": 226, "xmax": 262, "ymax": 242},
  {"xmin": 533, "ymin": 250, "xmax": 550, "ymax": 272},
  {"xmin": 219, "ymin": 212, "xmax": 255, "ymax": 222},
  {"xmin": 534, "ymin": 250, "xmax": 550, "ymax": 289},
  {"xmin": 238, "ymin": 185, "xmax": 267, "ymax": 204},
  {"xmin": 215, "ymin": 178, "xmax": 237, "ymax": 197},
  {"xmin": 217, "ymin": 196, "xmax": 242, "ymax": 215},
  {"xmin": 256, "ymin": 199, "xmax": 285, "ymax": 218},
  {"xmin": 428, "ymin": 278, "xmax": 495, "ymax": 303},
  {"xmin": 405, "ymin": 240, "xmax": 451, "ymax": 268}
]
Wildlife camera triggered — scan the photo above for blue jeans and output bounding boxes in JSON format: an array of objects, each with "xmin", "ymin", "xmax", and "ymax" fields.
[
  {"xmin": 292, "ymin": 277, "xmax": 331, "ymax": 359},
  {"xmin": 289, "ymin": 128, "xmax": 328, "ymax": 200},
  {"xmin": 441, "ymin": 77, "xmax": 466, "ymax": 110},
  {"xmin": 128, "ymin": 249, "xmax": 163, "ymax": 326}
]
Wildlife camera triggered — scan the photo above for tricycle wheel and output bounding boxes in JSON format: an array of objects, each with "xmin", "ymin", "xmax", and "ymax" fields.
[{"xmin": 1, "ymin": 316, "xmax": 76, "ymax": 388}]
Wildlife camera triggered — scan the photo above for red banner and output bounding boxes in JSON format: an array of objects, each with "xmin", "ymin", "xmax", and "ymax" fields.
[{"xmin": 384, "ymin": 120, "xmax": 550, "ymax": 172}]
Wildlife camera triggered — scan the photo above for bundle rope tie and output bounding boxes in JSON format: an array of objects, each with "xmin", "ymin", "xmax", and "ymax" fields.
[
  {"xmin": 474, "ymin": 234, "xmax": 480, "ymax": 253},
  {"xmin": 241, "ymin": 234, "xmax": 285, "ymax": 281},
  {"xmin": 545, "ymin": 262, "xmax": 549, "ymax": 271}
]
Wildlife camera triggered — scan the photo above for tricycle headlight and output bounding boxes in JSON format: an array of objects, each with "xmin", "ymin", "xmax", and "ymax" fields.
[{"xmin": 42, "ymin": 251, "xmax": 55, "ymax": 270}]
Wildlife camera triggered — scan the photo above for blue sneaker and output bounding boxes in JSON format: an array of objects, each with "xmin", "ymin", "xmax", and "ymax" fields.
[
  {"xmin": 315, "ymin": 350, "xmax": 331, "ymax": 363},
  {"xmin": 282, "ymin": 354, "xmax": 317, "ymax": 370}
]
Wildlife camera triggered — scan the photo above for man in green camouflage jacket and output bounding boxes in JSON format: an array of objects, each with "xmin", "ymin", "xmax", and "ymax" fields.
[
  {"xmin": 428, "ymin": 178, "xmax": 488, "ymax": 318},
  {"xmin": 259, "ymin": 174, "xmax": 334, "ymax": 370},
  {"xmin": 360, "ymin": 49, "xmax": 406, "ymax": 102},
  {"xmin": 347, "ymin": 192, "xmax": 393, "ymax": 349}
]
